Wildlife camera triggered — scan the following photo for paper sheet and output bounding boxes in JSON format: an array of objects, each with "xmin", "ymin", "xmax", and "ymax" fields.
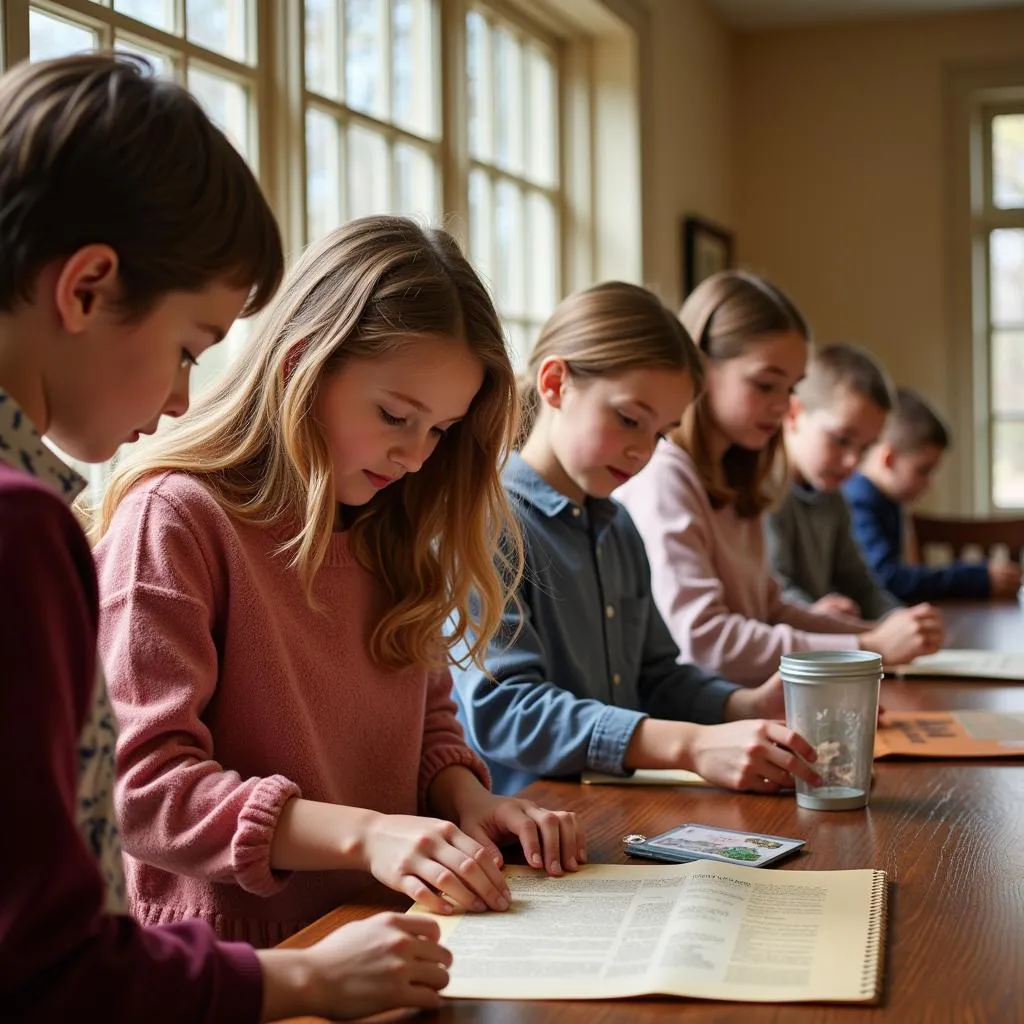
[
  {"xmin": 581, "ymin": 768, "xmax": 711, "ymax": 787},
  {"xmin": 894, "ymin": 650, "xmax": 1024, "ymax": 681},
  {"xmin": 410, "ymin": 862, "xmax": 884, "ymax": 1004}
]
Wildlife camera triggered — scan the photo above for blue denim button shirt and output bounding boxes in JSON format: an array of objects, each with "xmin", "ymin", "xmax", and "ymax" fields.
[{"xmin": 447, "ymin": 453, "xmax": 739, "ymax": 795}]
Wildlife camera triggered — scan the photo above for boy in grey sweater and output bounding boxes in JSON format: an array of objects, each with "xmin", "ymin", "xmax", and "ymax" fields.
[{"xmin": 766, "ymin": 344, "xmax": 944, "ymax": 662}]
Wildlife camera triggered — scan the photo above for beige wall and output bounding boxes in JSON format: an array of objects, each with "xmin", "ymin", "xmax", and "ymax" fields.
[
  {"xmin": 634, "ymin": 0, "xmax": 735, "ymax": 307},
  {"xmin": 733, "ymin": 6, "xmax": 1024, "ymax": 510}
]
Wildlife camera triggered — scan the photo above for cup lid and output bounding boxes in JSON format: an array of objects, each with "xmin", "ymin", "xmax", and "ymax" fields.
[{"xmin": 779, "ymin": 650, "xmax": 883, "ymax": 682}]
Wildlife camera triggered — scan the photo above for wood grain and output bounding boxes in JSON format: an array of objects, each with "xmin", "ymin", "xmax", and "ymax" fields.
[{"xmin": 276, "ymin": 611, "xmax": 1024, "ymax": 1023}]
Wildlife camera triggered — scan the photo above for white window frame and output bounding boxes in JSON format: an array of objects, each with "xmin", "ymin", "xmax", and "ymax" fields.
[{"xmin": 948, "ymin": 64, "xmax": 1024, "ymax": 513}]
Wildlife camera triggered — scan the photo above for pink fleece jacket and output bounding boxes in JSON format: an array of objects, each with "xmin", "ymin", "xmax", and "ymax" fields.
[
  {"xmin": 615, "ymin": 442, "xmax": 860, "ymax": 686},
  {"xmin": 94, "ymin": 471, "xmax": 488, "ymax": 948}
]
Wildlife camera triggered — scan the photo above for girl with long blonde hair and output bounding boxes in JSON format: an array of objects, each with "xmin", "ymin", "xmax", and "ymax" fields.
[
  {"xmin": 449, "ymin": 281, "xmax": 821, "ymax": 796},
  {"xmin": 616, "ymin": 270, "xmax": 904, "ymax": 686},
  {"xmin": 94, "ymin": 216, "xmax": 581, "ymax": 947}
]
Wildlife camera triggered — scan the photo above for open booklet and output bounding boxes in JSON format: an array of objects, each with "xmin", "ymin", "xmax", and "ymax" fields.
[
  {"xmin": 894, "ymin": 650, "xmax": 1024, "ymax": 681},
  {"xmin": 410, "ymin": 862, "xmax": 887, "ymax": 1004},
  {"xmin": 875, "ymin": 709, "xmax": 1024, "ymax": 758}
]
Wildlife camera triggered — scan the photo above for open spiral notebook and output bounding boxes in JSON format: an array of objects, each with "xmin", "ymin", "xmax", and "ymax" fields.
[{"xmin": 410, "ymin": 862, "xmax": 888, "ymax": 1004}]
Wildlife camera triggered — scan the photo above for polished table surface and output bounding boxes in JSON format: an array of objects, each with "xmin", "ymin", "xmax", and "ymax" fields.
[{"xmin": 279, "ymin": 603, "xmax": 1024, "ymax": 1022}]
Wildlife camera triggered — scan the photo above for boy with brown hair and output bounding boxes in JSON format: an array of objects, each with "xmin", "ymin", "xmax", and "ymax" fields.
[
  {"xmin": 0, "ymin": 53, "xmax": 450, "ymax": 1022},
  {"xmin": 843, "ymin": 386, "xmax": 1021, "ymax": 603},
  {"xmin": 767, "ymin": 345, "xmax": 944, "ymax": 664}
]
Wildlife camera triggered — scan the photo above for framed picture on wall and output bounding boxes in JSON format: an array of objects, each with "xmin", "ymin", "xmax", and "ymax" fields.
[{"xmin": 682, "ymin": 216, "xmax": 734, "ymax": 296}]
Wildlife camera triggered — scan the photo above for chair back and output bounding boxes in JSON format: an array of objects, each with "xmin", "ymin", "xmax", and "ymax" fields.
[{"xmin": 910, "ymin": 514, "xmax": 1024, "ymax": 565}]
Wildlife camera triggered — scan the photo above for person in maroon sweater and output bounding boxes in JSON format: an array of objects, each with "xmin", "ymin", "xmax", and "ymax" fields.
[{"xmin": 0, "ymin": 53, "xmax": 452, "ymax": 1022}]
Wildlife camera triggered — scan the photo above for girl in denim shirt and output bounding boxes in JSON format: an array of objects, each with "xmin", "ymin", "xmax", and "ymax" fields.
[{"xmin": 449, "ymin": 282, "xmax": 820, "ymax": 796}]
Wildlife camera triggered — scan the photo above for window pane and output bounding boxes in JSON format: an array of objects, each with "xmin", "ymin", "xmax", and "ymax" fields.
[
  {"xmin": 190, "ymin": 318, "xmax": 249, "ymax": 398},
  {"xmin": 394, "ymin": 142, "xmax": 436, "ymax": 219},
  {"xmin": 188, "ymin": 65, "xmax": 252, "ymax": 164},
  {"xmin": 495, "ymin": 178, "xmax": 525, "ymax": 315},
  {"xmin": 305, "ymin": 0, "xmax": 342, "ymax": 100},
  {"xmin": 525, "ymin": 45, "xmax": 556, "ymax": 187},
  {"xmin": 466, "ymin": 9, "xmax": 492, "ymax": 161},
  {"xmin": 468, "ymin": 168, "xmax": 494, "ymax": 290},
  {"xmin": 526, "ymin": 191, "xmax": 557, "ymax": 321},
  {"xmin": 187, "ymin": 0, "xmax": 250, "ymax": 62},
  {"xmin": 114, "ymin": 0, "xmax": 176, "ymax": 33},
  {"xmin": 29, "ymin": 8, "xmax": 97, "ymax": 60},
  {"xmin": 306, "ymin": 108, "xmax": 342, "ymax": 243},
  {"xmin": 346, "ymin": 0, "xmax": 387, "ymax": 120},
  {"xmin": 348, "ymin": 124, "xmax": 388, "ymax": 218},
  {"xmin": 115, "ymin": 38, "xmax": 173, "ymax": 77},
  {"xmin": 504, "ymin": 320, "xmax": 529, "ymax": 371},
  {"xmin": 392, "ymin": 0, "xmax": 435, "ymax": 137},
  {"xmin": 991, "ymin": 229, "xmax": 1024, "ymax": 327},
  {"xmin": 993, "ymin": 420, "xmax": 1024, "ymax": 507},
  {"xmin": 993, "ymin": 113, "xmax": 1024, "ymax": 210},
  {"xmin": 494, "ymin": 27, "xmax": 523, "ymax": 174},
  {"xmin": 992, "ymin": 331, "xmax": 1024, "ymax": 414}
]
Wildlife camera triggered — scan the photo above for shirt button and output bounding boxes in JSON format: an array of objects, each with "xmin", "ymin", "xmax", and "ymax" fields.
[
  {"xmin": 571, "ymin": 506, "xmax": 581, "ymax": 518},
  {"xmin": 612, "ymin": 673, "xmax": 622, "ymax": 685},
  {"xmin": 605, "ymin": 604, "xmax": 615, "ymax": 619}
]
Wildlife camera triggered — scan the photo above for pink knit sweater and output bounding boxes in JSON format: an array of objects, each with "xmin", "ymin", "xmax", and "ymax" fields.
[
  {"xmin": 615, "ymin": 442, "xmax": 860, "ymax": 686},
  {"xmin": 95, "ymin": 472, "xmax": 488, "ymax": 948}
]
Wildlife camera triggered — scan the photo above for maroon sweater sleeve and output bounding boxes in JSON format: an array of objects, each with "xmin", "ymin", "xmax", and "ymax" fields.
[{"xmin": 0, "ymin": 472, "xmax": 263, "ymax": 1024}]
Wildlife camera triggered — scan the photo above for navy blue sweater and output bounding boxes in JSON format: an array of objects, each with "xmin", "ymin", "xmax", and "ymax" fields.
[{"xmin": 842, "ymin": 471, "xmax": 990, "ymax": 603}]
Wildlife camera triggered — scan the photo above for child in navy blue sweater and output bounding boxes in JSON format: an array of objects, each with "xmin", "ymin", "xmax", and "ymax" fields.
[{"xmin": 843, "ymin": 387, "xmax": 1020, "ymax": 603}]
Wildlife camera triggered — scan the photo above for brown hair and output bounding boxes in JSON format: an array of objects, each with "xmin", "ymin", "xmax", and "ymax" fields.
[
  {"xmin": 0, "ymin": 52, "xmax": 282, "ymax": 317},
  {"xmin": 98, "ymin": 216, "xmax": 521, "ymax": 673},
  {"xmin": 673, "ymin": 270, "xmax": 809, "ymax": 517},
  {"xmin": 797, "ymin": 343, "xmax": 895, "ymax": 414},
  {"xmin": 518, "ymin": 281, "xmax": 702, "ymax": 445},
  {"xmin": 884, "ymin": 386, "xmax": 951, "ymax": 453}
]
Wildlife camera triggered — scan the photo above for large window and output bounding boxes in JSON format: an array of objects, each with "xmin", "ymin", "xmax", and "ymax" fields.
[
  {"xmin": 465, "ymin": 2, "xmax": 560, "ymax": 363},
  {"xmin": 980, "ymin": 107, "xmax": 1024, "ymax": 508},
  {"xmin": 1, "ymin": 0, "xmax": 637, "ymax": 502}
]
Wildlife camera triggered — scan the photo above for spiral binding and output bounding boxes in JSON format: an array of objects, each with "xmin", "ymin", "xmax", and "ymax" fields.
[{"xmin": 859, "ymin": 870, "xmax": 889, "ymax": 1001}]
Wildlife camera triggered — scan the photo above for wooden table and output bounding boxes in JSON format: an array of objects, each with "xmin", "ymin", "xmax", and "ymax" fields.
[{"xmin": 279, "ymin": 606, "xmax": 1024, "ymax": 1022}]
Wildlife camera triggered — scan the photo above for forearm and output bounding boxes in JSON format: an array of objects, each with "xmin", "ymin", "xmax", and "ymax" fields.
[
  {"xmin": 255, "ymin": 949, "xmax": 316, "ymax": 1023},
  {"xmin": 622, "ymin": 718, "xmax": 701, "ymax": 771},
  {"xmin": 426, "ymin": 764, "xmax": 489, "ymax": 822},
  {"xmin": 268, "ymin": 798, "xmax": 382, "ymax": 872}
]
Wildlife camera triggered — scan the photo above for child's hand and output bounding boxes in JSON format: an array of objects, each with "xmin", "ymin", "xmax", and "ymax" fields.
[
  {"xmin": 861, "ymin": 604, "xmax": 944, "ymax": 664},
  {"xmin": 362, "ymin": 813, "xmax": 512, "ymax": 915},
  {"xmin": 723, "ymin": 672, "xmax": 785, "ymax": 721},
  {"xmin": 988, "ymin": 560, "xmax": 1022, "ymax": 600},
  {"xmin": 454, "ymin": 790, "xmax": 585, "ymax": 878},
  {"xmin": 811, "ymin": 593, "xmax": 861, "ymax": 618},
  {"xmin": 257, "ymin": 912, "xmax": 451, "ymax": 1021},
  {"xmin": 690, "ymin": 721, "xmax": 821, "ymax": 792}
]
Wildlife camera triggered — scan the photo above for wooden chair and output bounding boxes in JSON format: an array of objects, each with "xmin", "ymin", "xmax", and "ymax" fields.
[{"xmin": 910, "ymin": 514, "xmax": 1024, "ymax": 565}]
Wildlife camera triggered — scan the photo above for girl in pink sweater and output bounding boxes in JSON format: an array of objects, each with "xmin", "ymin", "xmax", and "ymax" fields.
[
  {"xmin": 93, "ymin": 217, "xmax": 582, "ymax": 948},
  {"xmin": 615, "ymin": 271, "xmax": 937, "ymax": 685}
]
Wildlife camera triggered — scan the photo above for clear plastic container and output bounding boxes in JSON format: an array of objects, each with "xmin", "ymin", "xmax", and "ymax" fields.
[{"xmin": 780, "ymin": 650, "xmax": 881, "ymax": 811}]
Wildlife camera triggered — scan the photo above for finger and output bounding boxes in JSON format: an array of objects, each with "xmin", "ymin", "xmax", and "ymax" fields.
[
  {"xmin": 525, "ymin": 808, "xmax": 567, "ymax": 874},
  {"xmin": 445, "ymin": 831, "xmax": 510, "ymax": 907},
  {"xmin": 766, "ymin": 722, "xmax": 816, "ymax": 763},
  {"xmin": 766, "ymin": 745, "xmax": 822, "ymax": 787},
  {"xmin": 741, "ymin": 773, "xmax": 786, "ymax": 793},
  {"xmin": 398, "ymin": 984, "xmax": 445, "ymax": 1009},
  {"xmin": 419, "ymin": 848, "xmax": 501, "ymax": 913},
  {"xmin": 397, "ymin": 875, "xmax": 453, "ymax": 916},
  {"xmin": 559, "ymin": 813, "xmax": 582, "ymax": 871},
  {"xmin": 506, "ymin": 808, "xmax": 544, "ymax": 872},
  {"xmin": 407, "ymin": 938, "xmax": 453, "ymax": 968},
  {"xmin": 458, "ymin": 822, "xmax": 505, "ymax": 872},
  {"xmin": 387, "ymin": 913, "xmax": 441, "ymax": 942},
  {"xmin": 407, "ymin": 961, "xmax": 452, "ymax": 990}
]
